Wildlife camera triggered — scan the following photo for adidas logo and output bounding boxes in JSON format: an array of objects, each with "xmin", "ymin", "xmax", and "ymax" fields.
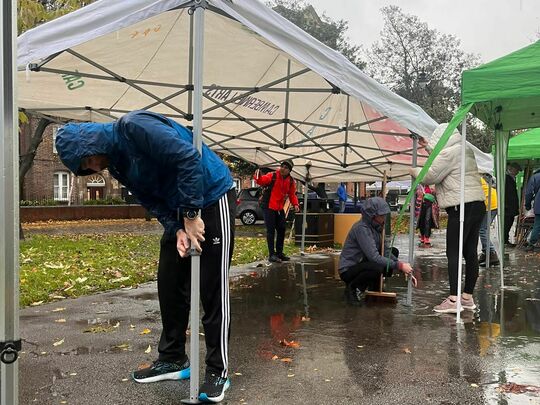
[{"xmin": 213, "ymin": 237, "xmax": 221, "ymax": 245}]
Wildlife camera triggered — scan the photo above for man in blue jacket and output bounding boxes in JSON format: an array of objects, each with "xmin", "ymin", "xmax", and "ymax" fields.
[
  {"xmin": 524, "ymin": 169, "xmax": 540, "ymax": 252},
  {"xmin": 337, "ymin": 183, "xmax": 347, "ymax": 213},
  {"xmin": 56, "ymin": 110, "xmax": 234, "ymax": 403},
  {"xmin": 338, "ymin": 197, "xmax": 413, "ymax": 303}
]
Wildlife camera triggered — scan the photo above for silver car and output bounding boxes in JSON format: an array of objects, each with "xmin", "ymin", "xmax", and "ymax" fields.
[{"xmin": 236, "ymin": 187, "xmax": 264, "ymax": 225}]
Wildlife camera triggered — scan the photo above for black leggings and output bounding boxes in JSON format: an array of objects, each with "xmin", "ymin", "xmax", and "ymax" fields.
[
  {"xmin": 340, "ymin": 248, "xmax": 399, "ymax": 292},
  {"xmin": 445, "ymin": 201, "xmax": 485, "ymax": 295}
]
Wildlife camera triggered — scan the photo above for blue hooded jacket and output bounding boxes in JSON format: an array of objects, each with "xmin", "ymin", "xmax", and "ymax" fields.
[{"xmin": 56, "ymin": 110, "xmax": 233, "ymax": 237}]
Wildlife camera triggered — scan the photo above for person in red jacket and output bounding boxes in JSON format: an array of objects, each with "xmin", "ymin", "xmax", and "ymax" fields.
[{"xmin": 254, "ymin": 160, "xmax": 300, "ymax": 262}]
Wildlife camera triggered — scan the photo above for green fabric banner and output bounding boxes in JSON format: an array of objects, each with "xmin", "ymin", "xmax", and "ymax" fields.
[{"xmin": 388, "ymin": 103, "xmax": 474, "ymax": 265}]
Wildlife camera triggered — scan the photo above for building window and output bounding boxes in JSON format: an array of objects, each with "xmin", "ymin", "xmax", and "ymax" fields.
[
  {"xmin": 52, "ymin": 125, "xmax": 60, "ymax": 154},
  {"xmin": 54, "ymin": 171, "xmax": 70, "ymax": 201}
]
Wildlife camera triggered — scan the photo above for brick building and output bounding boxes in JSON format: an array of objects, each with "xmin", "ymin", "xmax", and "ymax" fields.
[{"xmin": 20, "ymin": 118, "xmax": 123, "ymax": 205}]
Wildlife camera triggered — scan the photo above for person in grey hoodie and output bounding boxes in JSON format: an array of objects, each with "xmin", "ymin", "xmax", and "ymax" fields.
[{"xmin": 338, "ymin": 197, "xmax": 413, "ymax": 303}]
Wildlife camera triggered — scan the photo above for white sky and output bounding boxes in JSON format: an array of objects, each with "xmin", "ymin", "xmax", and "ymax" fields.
[{"xmin": 307, "ymin": 0, "xmax": 540, "ymax": 63}]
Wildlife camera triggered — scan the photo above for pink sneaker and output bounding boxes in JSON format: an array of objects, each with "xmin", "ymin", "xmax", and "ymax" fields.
[
  {"xmin": 461, "ymin": 296, "xmax": 476, "ymax": 310},
  {"xmin": 433, "ymin": 297, "xmax": 464, "ymax": 313}
]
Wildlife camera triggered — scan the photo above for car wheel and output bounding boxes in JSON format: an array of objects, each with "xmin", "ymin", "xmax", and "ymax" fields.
[{"xmin": 241, "ymin": 210, "xmax": 257, "ymax": 225}]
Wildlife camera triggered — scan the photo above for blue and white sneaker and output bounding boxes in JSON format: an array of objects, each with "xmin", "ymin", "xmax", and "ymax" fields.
[
  {"xmin": 198, "ymin": 371, "xmax": 230, "ymax": 403},
  {"xmin": 132, "ymin": 359, "xmax": 190, "ymax": 383}
]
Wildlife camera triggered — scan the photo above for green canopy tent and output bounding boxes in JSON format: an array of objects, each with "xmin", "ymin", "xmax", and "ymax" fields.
[
  {"xmin": 508, "ymin": 127, "xmax": 540, "ymax": 161},
  {"xmin": 400, "ymin": 40, "xmax": 540, "ymax": 322}
]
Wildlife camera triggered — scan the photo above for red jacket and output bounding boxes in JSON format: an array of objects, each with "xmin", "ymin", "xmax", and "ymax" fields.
[{"xmin": 255, "ymin": 171, "xmax": 299, "ymax": 211}]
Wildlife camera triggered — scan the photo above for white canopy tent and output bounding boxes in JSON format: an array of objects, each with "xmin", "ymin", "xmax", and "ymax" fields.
[
  {"xmin": 16, "ymin": 0, "xmax": 493, "ymax": 180},
  {"xmin": 8, "ymin": 0, "xmax": 496, "ymax": 401}
]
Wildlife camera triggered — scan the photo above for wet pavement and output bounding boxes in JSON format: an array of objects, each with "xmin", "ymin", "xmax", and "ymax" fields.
[{"xmin": 13, "ymin": 231, "xmax": 540, "ymax": 404}]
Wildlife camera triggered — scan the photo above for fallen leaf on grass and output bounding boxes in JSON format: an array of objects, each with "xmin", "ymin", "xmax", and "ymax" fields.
[
  {"xmin": 280, "ymin": 358, "xmax": 293, "ymax": 363},
  {"xmin": 52, "ymin": 307, "xmax": 66, "ymax": 312},
  {"xmin": 402, "ymin": 348, "xmax": 412, "ymax": 354},
  {"xmin": 116, "ymin": 343, "xmax": 130, "ymax": 350},
  {"xmin": 30, "ymin": 301, "xmax": 43, "ymax": 306},
  {"xmin": 53, "ymin": 338, "xmax": 64, "ymax": 347},
  {"xmin": 140, "ymin": 328, "xmax": 151, "ymax": 335},
  {"xmin": 144, "ymin": 345, "xmax": 152, "ymax": 354}
]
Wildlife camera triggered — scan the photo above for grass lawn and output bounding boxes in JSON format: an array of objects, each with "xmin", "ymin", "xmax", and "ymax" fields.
[{"xmin": 20, "ymin": 234, "xmax": 299, "ymax": 307}]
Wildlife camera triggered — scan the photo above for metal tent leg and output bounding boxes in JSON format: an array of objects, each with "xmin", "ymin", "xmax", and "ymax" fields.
[
  {"xmin": 406, "ymin": 136, "xmax": 418, "ymax": 306},
  {"xmin": 0, "ymin": 1, "xmax": 20, "ymax": 404},
  {"xmin": 182, "ymin": 0, "xmax": 206, "ymax": 403}
]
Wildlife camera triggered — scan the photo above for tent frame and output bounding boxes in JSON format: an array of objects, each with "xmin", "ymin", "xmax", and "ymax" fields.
[
  {"xmin": 24, "ymin": 1, "xmax": 419, "ymax": 183},
  {"xmin": 1, "ymin": 0, "xmax": 20, "ymax": 404}
]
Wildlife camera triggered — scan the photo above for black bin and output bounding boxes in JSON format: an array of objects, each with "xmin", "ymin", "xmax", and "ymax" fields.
[{"xmin": 294, "ymin": 213, "xmax": 334, "ymax": 248}]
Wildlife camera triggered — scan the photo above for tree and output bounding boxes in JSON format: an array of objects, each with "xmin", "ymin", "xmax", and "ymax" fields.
[
  {"xmin": 269, "ymin": 0, "xmax": 364, "ymax": 69},
  {"xmin": 364, "ymin": 6, "xmax": 492, "ymax": 151},
  {"xmin": 18, "ymin": 0, "xmax": 94, "ymax": 34}
]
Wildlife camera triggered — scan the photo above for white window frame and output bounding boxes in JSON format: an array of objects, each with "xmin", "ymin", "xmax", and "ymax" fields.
[{"xmin": 53, "ymin": 171, "xmax": 71, "ymax": 201}]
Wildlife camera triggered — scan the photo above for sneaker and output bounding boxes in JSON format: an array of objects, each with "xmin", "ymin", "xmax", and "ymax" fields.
[
  {"xmin": 433, "ymin": 297, "xmax": 464, "ymax": 314},
  {"xmin": 344, "ymin": 285, "xmax": 362, "ymax": 305},
  {"xmin": 276, "ymin": 252, "xmax": 290, "ymax": 261},
  {"xmin": 487, "ymin": 251, "xmax": 499, "ymax": 266},
  {"xmin": 132, "ymin": 359, "xmax": 190, "ymax": 383},
  {"xmin": 478, "ymin": 252, "xmax": 486, "ymax": 265},
  {"xmin": 461, "ymin": 296, "xmax": 477, "ymax": 310},
  {"xmin": 355, "ymin": 288, "xmax": 364, "ymax": 302},
  {"xmin": 199, "ymin": 371, "xmax": 231, "ymax": 403},
  {"xmin": 268, "ymin": 254, "xmax": 282, "ymax": 263}
]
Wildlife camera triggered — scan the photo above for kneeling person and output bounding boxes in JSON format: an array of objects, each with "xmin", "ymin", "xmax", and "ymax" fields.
[{"xmin": 338, "ymin": 197, "xmax": 413, "ymax": 302}]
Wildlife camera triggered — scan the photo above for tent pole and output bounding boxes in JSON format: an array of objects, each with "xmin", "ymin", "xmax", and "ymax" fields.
[
  {"xmin": 495, "ymin": 131, "xmax": 508, "ymax": 289},
  {"xmin": 456, "ymin": 121, "xmax": 467, "ymax": 324},
  {"xmin": 406, "ymin": 136, "xmax": 418, "ymax": 306},
  {"xmin": 282, "ymin": 60, "xmax": 291, "ymax": 147},
  {"xmin": 0, "ymin": 0, "xmax": 20, "ymax": 403},
  {"xmin": 300, "ymin": 163, "xmax": 311, "ymax": 255},
  {"xmin": 183, "ymin": 1, "xmax": 206, "ymax": 403}
]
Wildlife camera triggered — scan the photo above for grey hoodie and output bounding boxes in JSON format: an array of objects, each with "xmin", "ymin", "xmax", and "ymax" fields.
[{"xmin": 338, "ymin": 197, "xmax": 401, "ymax": 273}]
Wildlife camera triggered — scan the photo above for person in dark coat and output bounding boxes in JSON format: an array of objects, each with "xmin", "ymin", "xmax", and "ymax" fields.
[
  {"xmin": 504, "ymin": 162, "xmax": 521, "ymax": 246},
  {"xmin": 56, "ymin": 110, "xmax": 234, "ymax": 403},
  {"xmin": 524, "ymin": 168, "xmax": 540, "ymax": 251},
  {"xmin": 338, "ymin": 197, "xmax": 413, "ymax": 303}
]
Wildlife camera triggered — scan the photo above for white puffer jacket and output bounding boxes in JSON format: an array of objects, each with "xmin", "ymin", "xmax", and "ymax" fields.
[{"xmin": 413, "ymin": 124, "xmax": 485, "ymax": 209}]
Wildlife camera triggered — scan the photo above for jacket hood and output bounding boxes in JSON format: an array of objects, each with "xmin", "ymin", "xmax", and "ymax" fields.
[
  {"xmin": 56, "ymin": 122, "xmax": 115, "ymax": 175},
  {"xmin": 427, "ymin": 123, "xmax": 461, "ymax": 151},
  {"xmin": 362, "ymin": 197, "xmax": 391, "ymax": 219}
]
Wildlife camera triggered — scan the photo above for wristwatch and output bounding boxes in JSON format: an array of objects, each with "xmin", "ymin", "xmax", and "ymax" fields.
[{"xmin": 183, "ymin": 209, "xmax": 199, "ymax": 220}]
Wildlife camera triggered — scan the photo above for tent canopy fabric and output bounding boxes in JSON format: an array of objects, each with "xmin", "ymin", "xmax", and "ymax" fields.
[
  {"xmin": 16, "ymin": 0, "xmax": 492, "ymax": 180},
  {"xmin": 508, "ymin": 128, "xmax": 540, "ymax": 161},
  {"xmin": 462, "ymin": 40, "xmax": 540, "ymax": 132}
]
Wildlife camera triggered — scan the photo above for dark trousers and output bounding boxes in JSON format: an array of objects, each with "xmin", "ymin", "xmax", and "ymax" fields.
[
  {"xmin": 445, "ymin": 201, "xmax": 485, "ymax": 296},
  {"xmin": 263, "ymin": 208, "xmax": 286, "ymax": 255},
  {"xmin": 340, "ymin": 248, "xmax": 399, "ymax": 292},
  {"xmin": 418, "ymin": 203, "xmax": 433, "ymax": 238},
  {"xmin": 504, "ymin": 213, "xmax": 516, "ymax": 244},
  {"xmin": 157, "ymin": 189, "xmax": 235, "ymax": 379}
]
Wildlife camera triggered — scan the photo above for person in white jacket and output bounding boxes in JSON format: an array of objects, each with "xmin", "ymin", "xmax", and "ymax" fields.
[{"xmin": 410, "ymin": 123, "xmax": 486, "ymax": 314}]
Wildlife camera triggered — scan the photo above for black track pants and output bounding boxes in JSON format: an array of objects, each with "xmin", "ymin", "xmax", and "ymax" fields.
[{"xmin": 157, "ymin": 189, "xmax": 235, "ymax": 378}]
